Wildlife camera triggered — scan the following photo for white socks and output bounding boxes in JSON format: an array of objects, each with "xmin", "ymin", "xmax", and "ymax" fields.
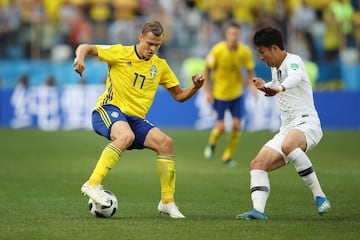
[
  {"xmin": 250, "ymin": 170, "xmax": 270, "ymax": 213},
  {"xmin": 249, "ymin": 148, "xmax": 326, "ymax": 213},
  {"xmin": 287, "ymin": 148, "xmax": 325, "ymax": 199}
]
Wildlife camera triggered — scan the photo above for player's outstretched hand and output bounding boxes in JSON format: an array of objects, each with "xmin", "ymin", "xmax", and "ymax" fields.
[
  {"xmin": 73, "ymin": 57, "xmax": 85, "ymax": 77},
  {"xmin": 253, "ymin": 77, "xmax": 281, "ymax": 97},
  {"xmin": 253, "ymin": 77, "xmax": 265, "ymax": 89},
  {"xmin": 192, "ymin": 73, "xmax": 205, "ymax": 88}
]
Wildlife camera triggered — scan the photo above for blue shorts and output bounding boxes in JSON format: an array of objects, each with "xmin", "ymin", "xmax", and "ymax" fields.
[
  {"xmin": 92, "ymin": 105, "xmax": 155, "ymax": 150},
  {"xmin": 213, "ymin": 97, "xmax": 243, "ymax": 121}
]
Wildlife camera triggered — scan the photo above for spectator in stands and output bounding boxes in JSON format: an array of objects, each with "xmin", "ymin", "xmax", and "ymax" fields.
[
  {"xmin": 18, "ymin": 0, "xmax": 44, "ymax": 59},
  {"xmin": 329, "ymin": 0, "xmax": 355, "ymax": 48},
  {"xmin": 84, "ymin": 0, "xmax": 114, "ymax": 43},
  {"xmin": 291, "ymin": 0, "xmax": 317, "ymax": 61},
  {"xmin": 321, "ymin": 2, "xmax": 344, "ymax": 89},
  {"xmin": 0, "ymin": 2, "xmax": 21, "ymax": 59},
  {"xmin": 352, "ymin": 0, "xmax": 360, "ymax": 62},
  {"xmin": 68, "ymin": 7, "xmax": 93, "ymax": 53},
  {"xmin": 108, "ymin": 0, "xmax": 138, "ymax": 45}
]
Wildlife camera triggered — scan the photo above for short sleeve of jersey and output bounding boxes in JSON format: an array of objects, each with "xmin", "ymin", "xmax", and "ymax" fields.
[
  {"xmin": 206, "ymin": 43, "xmax": 221, "ymax": 69},
  {"xmin": 159, "ymin": 59, "xmax": 180, "ymax": 89},
  {"xmin": 96, "ymin": 44, "xmax": 124, "ymax": 63},
  {"xmin": 282, "ymin": 55, "xmax": 304, "ymax": 89}
]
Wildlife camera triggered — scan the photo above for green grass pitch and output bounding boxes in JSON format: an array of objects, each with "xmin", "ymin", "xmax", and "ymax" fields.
[{"xmin": 0, "ymin": 129, "xmax": 359, "ymax": 240}]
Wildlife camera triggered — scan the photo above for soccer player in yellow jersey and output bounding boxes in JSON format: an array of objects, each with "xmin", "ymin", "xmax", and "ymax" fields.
[
  {"xmin": 203, "ymin": 20, "xmax": 255, "ymax": 166},
  {"xmin": 73, "ymin": 20, "xmax": 204, "ymax": 218}
]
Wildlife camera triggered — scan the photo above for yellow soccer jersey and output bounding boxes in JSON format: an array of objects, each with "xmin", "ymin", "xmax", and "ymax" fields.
[
  {"xmin": 206, "ymin": 41, "xmax": 254, "ymax": 100},
  {"xmin": 95, "ymin": 44, "xmax": 180, "ymax": 118}
]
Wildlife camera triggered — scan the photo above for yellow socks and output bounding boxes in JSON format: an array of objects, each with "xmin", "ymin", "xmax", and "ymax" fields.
[
  {"xmin": 87, "ymin": 143, "xmax": 123, "ymax": 186},
  {"xmin": 157, "ymin": 156, "xmax": 175, "ymax": 204},
  {"xmin": 222, "ymin": 131, "xmax": 240, "ymax": 161},
  {"xmin": 208, "ymin": 127, "xmax": 221, "ymax": 146}
]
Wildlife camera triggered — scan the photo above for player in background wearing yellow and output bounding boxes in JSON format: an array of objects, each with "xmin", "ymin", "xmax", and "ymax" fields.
[
  {"xmin": 73, "ymin": 20, "xmax": 204, "ymax": 219},
  {"xmin": 203, "ymin": 20, "xmax": 255, "ymax": 166}
]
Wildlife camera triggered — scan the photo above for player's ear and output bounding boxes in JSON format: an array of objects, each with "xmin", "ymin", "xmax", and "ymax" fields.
[
  {"xmin": 139, "ymin": 33, "xmax": 143, "ymax": 42},
  {"xmin": 271, "ymin": 44, "xmax": 279, "ymax": 51}
]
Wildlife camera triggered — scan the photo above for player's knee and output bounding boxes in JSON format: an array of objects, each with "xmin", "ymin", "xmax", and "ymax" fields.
[
  {"xmin": 216, "ymin": 125, "xmax": 225, "ymax": 134},
  {"xmin": 157, "ymin": 135, "xmax": 174, "ymax": 153},
  {"xmin": 153, "ymin": 135, "xmax": 174, "ymax": 155},
  {"xmin": 112, "ymin": 131, "xmax": 135, "ymax": 148},
  {"xmin": 249, "ymin": 158, "xmax": 272, "ymax": 171},
  {"xmin": 249, "ymin": 158, "xmax": 261, "ymax": 169},
  {"xmin": 281, "ymin": 142, "xmax": 297, "ymax": 156},
  {"xmin": 232, "ymin": 120, "xmax": 241, "ymax": 131},
  {"xmin": 232, "ymin": 125, "xmax": 241, "ymax": 132}
]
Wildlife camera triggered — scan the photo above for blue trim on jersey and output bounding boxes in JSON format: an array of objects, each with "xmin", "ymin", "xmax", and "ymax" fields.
[
  {"xmin": 213, "ymin": 97, "xmax": 243, "ymax": 120},
  {"xmin": 92, "ymin": 104, "xmax": 155, "ymax": 150}
]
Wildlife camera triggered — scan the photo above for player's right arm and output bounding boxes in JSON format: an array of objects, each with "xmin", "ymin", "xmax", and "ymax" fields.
[
  {"xmin": 73, "ymin": 44, "xmax": 98, "ymax": 77},
  {"xmin": 253, "ymin": 77, "xmax": 284, "ymax": 97}
]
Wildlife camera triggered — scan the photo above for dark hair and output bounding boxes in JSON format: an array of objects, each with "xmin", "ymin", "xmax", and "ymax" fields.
[
  {"xmin": 253, "ymin": 27, "xmax": 285, "ymax": 50},
  {"xmin": 141, "ymin": 20, "xmax": 164, "ymax": 37}
]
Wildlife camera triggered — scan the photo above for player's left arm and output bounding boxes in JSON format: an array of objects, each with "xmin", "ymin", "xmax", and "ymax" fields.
[{"xmin": 167, "ymin": 73, "xmax": 204, "ymax": 102}]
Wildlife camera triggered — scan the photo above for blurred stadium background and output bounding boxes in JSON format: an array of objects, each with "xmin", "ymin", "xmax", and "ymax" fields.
[{"xmin": 0, "ymin": 0, "xmax": 360, "ymax": 130}]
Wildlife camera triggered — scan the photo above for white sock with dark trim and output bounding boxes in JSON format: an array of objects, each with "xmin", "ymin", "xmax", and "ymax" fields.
[
  {"xmin": 250, "ymin": 169, "xmax": 270, "ymax": 213},
  {"xmin": 287, "ymin": 148, "xmax": 325, "ymax": 199}
]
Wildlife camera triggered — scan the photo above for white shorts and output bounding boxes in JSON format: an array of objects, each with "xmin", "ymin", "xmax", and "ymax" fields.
[{"xmin": 264, "ymin": 115, "xmax": 323, "ymax": 164}]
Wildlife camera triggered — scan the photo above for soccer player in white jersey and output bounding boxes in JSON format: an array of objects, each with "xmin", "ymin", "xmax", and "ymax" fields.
[
  {"xmin": 237, "ymin": 27, "xmax": 331, "ymax": 220},
  {"xmin": 73, "ymin": 20, "xmax": 204, "ymax": 218}
]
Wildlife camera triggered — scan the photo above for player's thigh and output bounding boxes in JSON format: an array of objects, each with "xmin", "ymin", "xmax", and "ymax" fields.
[
  {"xmin": 263, "ymin": 132, "xmax": 289, "ymax": 164},
  {"xmin": 213, "ymin": 99, "xmax": 227, "ymax": 121},
  {"xmin": 144, "ymin": 127, "xmax": 173, "ymax": 155},
  {"xmin": 229, "ymin": 97, "xmax": 242, "ymax": 119},
  {"xmin": 92, "ymin": 105, "xmax": 128, "ymax": 140},
  {"xmin": 294, "ymin": 121, "xmax": 323, "ymax": 152},
  {"xmin": 110, "ymin": 121, "xmax": 135, "ymax": 143},
  {"xmin": 251, "ymin": 146, "xmax": 285, "ymax": 172},
  {"xmin": 282, "ymin": 129, "xmax": 307, "ymax": 155},
  {"xmin": 126, "ymin": 117, "xmax": 154, "ymax": 150}
]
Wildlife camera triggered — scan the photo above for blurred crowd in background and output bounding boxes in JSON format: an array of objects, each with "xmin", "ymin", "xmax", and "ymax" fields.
[{"xmin": 1, "ymin": 0, "xmax": 360, "ymax": 90}]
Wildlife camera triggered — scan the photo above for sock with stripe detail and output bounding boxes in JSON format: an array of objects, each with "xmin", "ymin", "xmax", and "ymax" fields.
[
  {"xmin": 250, "ymin": 169, "xmax": 270, "ymax": 213},
  {"xmin": 88, "ymin": 143, "xmax": 122, "ymax": 186},
  {"xmin": 287, "ymin": 148, "xmax": 325, "ymax": 199}
]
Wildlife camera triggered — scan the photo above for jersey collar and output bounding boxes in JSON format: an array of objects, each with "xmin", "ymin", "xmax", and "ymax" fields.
[{"xmin": 134, "ymin": 45, "xmax": 149, "ymax": 61}]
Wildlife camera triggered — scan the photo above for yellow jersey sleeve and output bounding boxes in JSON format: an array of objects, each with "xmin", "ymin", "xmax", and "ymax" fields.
[{"xmin": 94, "ymin": 44, "xmax": 180, "ymax": 118}]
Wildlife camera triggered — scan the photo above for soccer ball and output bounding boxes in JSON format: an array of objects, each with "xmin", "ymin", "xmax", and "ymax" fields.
[{"xmin": 88, "ymin": 190, "xmax": 118, "ymax": 218}]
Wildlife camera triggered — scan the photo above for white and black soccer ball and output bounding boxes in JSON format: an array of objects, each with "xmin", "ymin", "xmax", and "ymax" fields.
[{"xmin": 88, "ymin": 190, "xmax": 118, "ymax": 218}]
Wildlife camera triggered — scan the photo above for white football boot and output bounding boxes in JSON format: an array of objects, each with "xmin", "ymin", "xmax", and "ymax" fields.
[
  {"xmin": 81, "ymin": 181, "xmax": 111, "ymax": 207},
  {"xmin": 157, "ymin": 201, "xmax": 186, "ymax": 219}
]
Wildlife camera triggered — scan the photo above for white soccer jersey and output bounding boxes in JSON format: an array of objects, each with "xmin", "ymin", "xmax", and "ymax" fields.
[{"xmin": 269, "ymin": 53, "xmax": 320, "ymax": 128}]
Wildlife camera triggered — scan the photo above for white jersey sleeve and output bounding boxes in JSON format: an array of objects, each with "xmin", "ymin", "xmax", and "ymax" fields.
[{"xmin": 270, "ymin": 53, "xmax": 320, "ymax": 126}]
